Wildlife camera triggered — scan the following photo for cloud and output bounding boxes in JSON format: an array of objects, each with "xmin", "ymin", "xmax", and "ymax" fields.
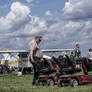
[
  {"xmin": 0, "ymin": 2, "xmax": 31, "ymax": 49},
  {"xmin": 45, "ymin": 10, "xmax": 52, "ymax": 16},
  {"xmin": 24, "ymin": 16, "xmax": 47, "ymax": 35},
  {"xmin": 0, "ymin": 2, "xmax": 31, "ymax": 33},
  {"xmin": 26, "ymin": 0, "xmax": 39, "ymax": 4},
  {"xmin": 63, "ymin": 0, "xmax": 92, "ymax": 19},
  {"xmin": 26, "ymin": 0, "xmax": 34, "ymax": 3},
  {"xmin": 0, "ymin": 2, "xmax": 92, "ymax": 56},
  {"xmin": 0, "ymin": 2, "xmax": 48, "ymax": 50}
]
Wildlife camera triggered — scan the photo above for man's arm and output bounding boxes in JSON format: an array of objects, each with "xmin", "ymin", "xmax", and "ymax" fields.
[
  {"xmin": 30, "ymin": 50, "xmax": 34, "ymax": 63},
  {"xmin": 29, "ymin": 40, "xmax": 37, "ymax": 62}
]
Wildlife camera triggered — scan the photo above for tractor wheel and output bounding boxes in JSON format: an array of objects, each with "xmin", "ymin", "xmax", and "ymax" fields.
[
  {"xmin": 70, "ymin": 79, "xmax": 78, "ymax": 87},
  {"xmin": 47, "ymin": 79, "xmax": 54, "ymax": 86}
]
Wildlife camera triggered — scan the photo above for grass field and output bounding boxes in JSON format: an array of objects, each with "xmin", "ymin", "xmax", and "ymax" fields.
[{"xmin": 0, "ymin": 73, "xmax": 92, "ymax": 92}]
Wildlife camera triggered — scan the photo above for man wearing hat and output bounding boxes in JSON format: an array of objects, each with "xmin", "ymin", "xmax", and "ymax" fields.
[{"xmin": 29, "ymin": 35, "xmax": 43, "ymax": 85}]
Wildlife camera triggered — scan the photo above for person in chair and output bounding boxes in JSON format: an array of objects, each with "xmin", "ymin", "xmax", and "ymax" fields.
[{"xmin": 87, "ymin": 48, "xmax": 92, "ymax": 62}]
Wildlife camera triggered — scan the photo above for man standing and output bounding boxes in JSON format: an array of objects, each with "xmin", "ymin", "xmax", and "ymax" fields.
[
  {"xmin": 74, "ymin": 43, "xmax": 81, "ymax": 68},
  {"xmin": 29, "ymin": 35, "xmax": 43, "ymax": 85}
]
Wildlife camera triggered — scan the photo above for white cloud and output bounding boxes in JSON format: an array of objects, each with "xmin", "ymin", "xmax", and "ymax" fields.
[
  {"xmin": 0, "ymin": 2, "xmax": 30, "ymax": 33},
  {"xmin": 0, "ymin": 2, "xmax": 31, "ymax": 50},
  {"xmin": 26, "ymin": 0, "xmax": 34, "ymax": 3},
  {"xmin": 63, "ymin": 0, "xmax": 92, "ymax": 19},
  {"xmin": 45, "ymin": 10, "xmax": 52, "ymax": 16},
  {"xmin": 26, "ymin": 0, "xmax": 39, "ymax": 4},
  {"xmin": 24, "ymin": 16, "xmax": 47, "ymax": 35},
  {"xmin": 0, "ymin": 2, "xmax": 92, "ymax": 56}
]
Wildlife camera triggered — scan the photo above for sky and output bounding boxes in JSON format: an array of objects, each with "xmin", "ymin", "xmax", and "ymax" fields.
[{"xmin": 0, "ymin": 0, "xmax": 92, "ymax": 56}]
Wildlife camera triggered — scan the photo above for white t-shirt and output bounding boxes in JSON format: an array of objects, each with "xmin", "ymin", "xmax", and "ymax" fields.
[{"xmin": 29, "ymin": 39, "xmax": 43, "ymax": 58}]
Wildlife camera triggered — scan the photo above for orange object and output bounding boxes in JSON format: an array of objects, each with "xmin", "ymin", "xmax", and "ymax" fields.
[{"xmin": 56, "ymin": 64, "xmax": 59, "ymax": 70}]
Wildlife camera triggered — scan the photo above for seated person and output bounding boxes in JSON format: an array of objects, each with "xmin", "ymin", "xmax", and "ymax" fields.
[
  {"xmin": 70, "ymin": 51, "xmax": 74, "ymax": 61},
  {"xmin": 58, "ymin": 55, "xmax": 73, "ymax": 68},
  {"xmin": 82, "ymin": 49, "xmax": 92, "ymax": 72},
  {"xmin": 87, "ymin": 48, "xmax": 92, "ymax": 62},
  {"xmin": 57, "ymin": 54, "xmax": 81, "ymax": 75}
]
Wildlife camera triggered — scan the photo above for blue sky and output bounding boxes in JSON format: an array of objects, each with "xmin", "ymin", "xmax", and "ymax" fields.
[
  {"xmin": 0, "ymin": 0, "xmax": 67, "ymax": 17},
  {"xmin": 30, "ymin": 0, "xmax": 67, "ymax": 16},
  {"xmin": 0, "ymin": 0, "xmax": 92, "ymax": 56}
]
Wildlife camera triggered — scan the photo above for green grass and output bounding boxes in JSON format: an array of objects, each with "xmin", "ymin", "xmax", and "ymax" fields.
[{"xmin": 0, "ymin": 73, "xmax": 92, "ymax": 92}]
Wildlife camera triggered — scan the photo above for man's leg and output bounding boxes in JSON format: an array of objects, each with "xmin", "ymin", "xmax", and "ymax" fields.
[
  {"xmin": 29, "ymin": 58, "xmax": 36, "ymax": 85},
  {"xmin": 30, "ymin": 57, "xmax": 40, "ymax": 85},
  {"xmin": 1, "ymin": 65, "xmax": 5, "ymax": 73},
  {"xmin": 31, "ymin": 62, "xmax": 39, "ymax": 85}
]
